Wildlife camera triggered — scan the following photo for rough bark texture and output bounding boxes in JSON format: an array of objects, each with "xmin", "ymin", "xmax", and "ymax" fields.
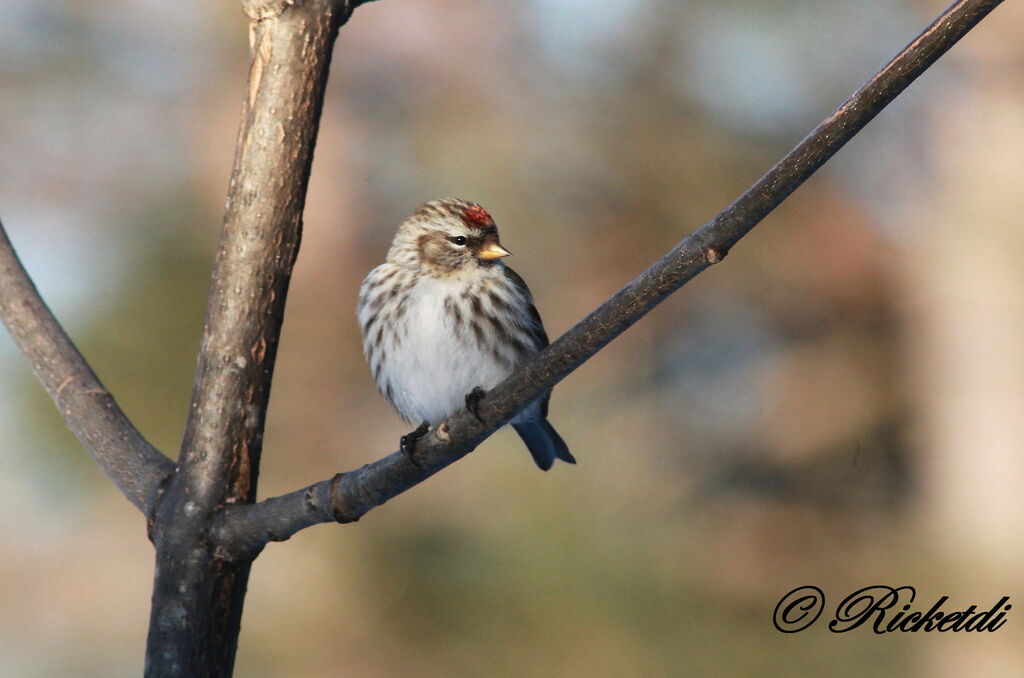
[
  {"xmin": 211, "ymin": 0, "xmax": 1006, "ymax": 558},
  {"xmin": 144, "ymin": 2, "xmax": 351, "ymax": 676}
]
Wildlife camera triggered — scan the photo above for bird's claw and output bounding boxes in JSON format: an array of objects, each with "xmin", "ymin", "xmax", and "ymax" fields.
[
  {"xmin": 400, "ymin": 422, "xmax": 430, "ymax": 469},
  {"xmin": 465, "ymin": 387, "xmax": 487, "ymax": 422}
]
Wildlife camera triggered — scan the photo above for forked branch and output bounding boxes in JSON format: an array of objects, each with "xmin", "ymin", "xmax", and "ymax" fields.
[
  {"xmin": 212, "ymin": 0, "xmax": 1005, "ymax": 556},
  {"xmin": 143, "ymin": 1, "xmax": 353, "ymax": 673}
]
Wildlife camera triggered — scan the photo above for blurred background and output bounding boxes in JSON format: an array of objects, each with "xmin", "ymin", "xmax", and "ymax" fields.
[{"xmin": 2, "ymin": 0, "xmax": 1023, "ymax": 675}]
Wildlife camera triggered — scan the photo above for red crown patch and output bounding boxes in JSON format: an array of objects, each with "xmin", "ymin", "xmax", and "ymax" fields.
[{"xmin": 461, "ymin": 204, "xmax": 495, "ymax": 229}]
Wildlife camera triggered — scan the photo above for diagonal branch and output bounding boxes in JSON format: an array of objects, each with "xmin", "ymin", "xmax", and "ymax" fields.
[
  {"xmin": 0, "ymin": 220, "xmax": 174, "ymax": 513},
  {"xmin": 212, "ymin": 0, "xmax": 1004, "ymax": 557}
]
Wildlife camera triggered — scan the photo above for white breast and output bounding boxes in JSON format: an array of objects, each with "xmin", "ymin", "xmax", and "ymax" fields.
[{"xmin": 381, "ymin": 275, "xmax": 514, "ymax": 425}]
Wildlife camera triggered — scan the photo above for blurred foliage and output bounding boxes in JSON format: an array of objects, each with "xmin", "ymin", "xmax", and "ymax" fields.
[{"xmin": 14, "ymin": 188, "xmax": 213, "ymax": 466}]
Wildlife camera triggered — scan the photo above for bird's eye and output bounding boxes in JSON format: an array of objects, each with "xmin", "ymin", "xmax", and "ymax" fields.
[{"xmin": 448, "ymin": 236, "xmax": 468, "ymax": 246}]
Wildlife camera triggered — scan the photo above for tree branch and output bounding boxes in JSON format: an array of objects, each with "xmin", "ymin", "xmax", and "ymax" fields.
[
  {"xmin": 0, "ymin": 220, "xmax": 174, "ymax": 513},
  {"xmin": 212, "ymin": 0, "xmax": 1005, "ymax": 557},
  {"xmin": 145, "ymin": 1, "xmax": 353, "ymax": 674}
]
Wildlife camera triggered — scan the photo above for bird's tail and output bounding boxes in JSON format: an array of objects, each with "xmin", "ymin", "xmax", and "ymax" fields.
[{"xmin": 512, "ymin": 420, "xmax": 576, "ymax": 471}]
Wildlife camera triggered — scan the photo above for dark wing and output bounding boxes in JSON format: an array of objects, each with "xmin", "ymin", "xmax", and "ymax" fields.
[
  {"xmin": 501, "ymin": 265, "xmax": 549, "ymax": 349},
  {"xmin": 501, "ymin": 265, "xmax": 553, "ymax": 417}
]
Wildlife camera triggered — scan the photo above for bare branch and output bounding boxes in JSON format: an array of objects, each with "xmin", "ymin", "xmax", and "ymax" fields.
[
  {"xmin": 0, "ymin": 220, "xmax": 174, "ymax": 513},
  {"xmin": 212, "ymin": 0, "xmax": 1005, "ymax": 557},
  {"xmin": 144, "ymin": 1, "xmax": 354, "ymax": 674}
]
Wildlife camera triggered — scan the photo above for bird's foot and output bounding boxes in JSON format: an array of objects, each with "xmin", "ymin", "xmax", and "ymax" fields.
[
  {"xmin": 465, "ymin": 387, "xmax": 487, "ymax": 422},
  {"xmin": 400, "ymin": 422, "xmax": 430, "ymax": 469}
]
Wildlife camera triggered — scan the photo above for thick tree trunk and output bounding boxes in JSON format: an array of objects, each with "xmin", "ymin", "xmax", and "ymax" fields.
[{"xmin": 143, "ymin": 3, "xmax": 349, "ymax": 675}]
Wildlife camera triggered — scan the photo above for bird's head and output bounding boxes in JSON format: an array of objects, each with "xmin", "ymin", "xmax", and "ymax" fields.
[{"xmin": 388, "ymin": 198, "xmax": 511, "ymax": 273}]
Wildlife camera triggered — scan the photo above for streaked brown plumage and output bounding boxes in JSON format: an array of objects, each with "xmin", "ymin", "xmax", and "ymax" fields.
[{"xmin": 357, "ymin": 198, "xmax": 574, "ymax": 470}]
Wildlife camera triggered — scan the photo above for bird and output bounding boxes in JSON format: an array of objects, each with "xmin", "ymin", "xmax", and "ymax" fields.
[{"xmin": 357, "ymin": 198, "xmax": 575, "ymax": 471}]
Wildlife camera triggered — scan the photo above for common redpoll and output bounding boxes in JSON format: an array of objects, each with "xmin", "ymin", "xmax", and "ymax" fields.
[{"xmin": 358, "ymin": 198, "xmax": 574, "ymax": 471}]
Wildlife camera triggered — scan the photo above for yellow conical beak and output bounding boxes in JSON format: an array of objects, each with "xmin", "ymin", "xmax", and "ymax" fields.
[{"xmin": 478, "ymin": 243, "xmax": 512, "ymax": 261}]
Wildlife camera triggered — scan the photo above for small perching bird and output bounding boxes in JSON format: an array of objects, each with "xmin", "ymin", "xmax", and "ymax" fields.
[{"xmin": 358, "ymin": 198, "xmax": 574, "ymax": 470}]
